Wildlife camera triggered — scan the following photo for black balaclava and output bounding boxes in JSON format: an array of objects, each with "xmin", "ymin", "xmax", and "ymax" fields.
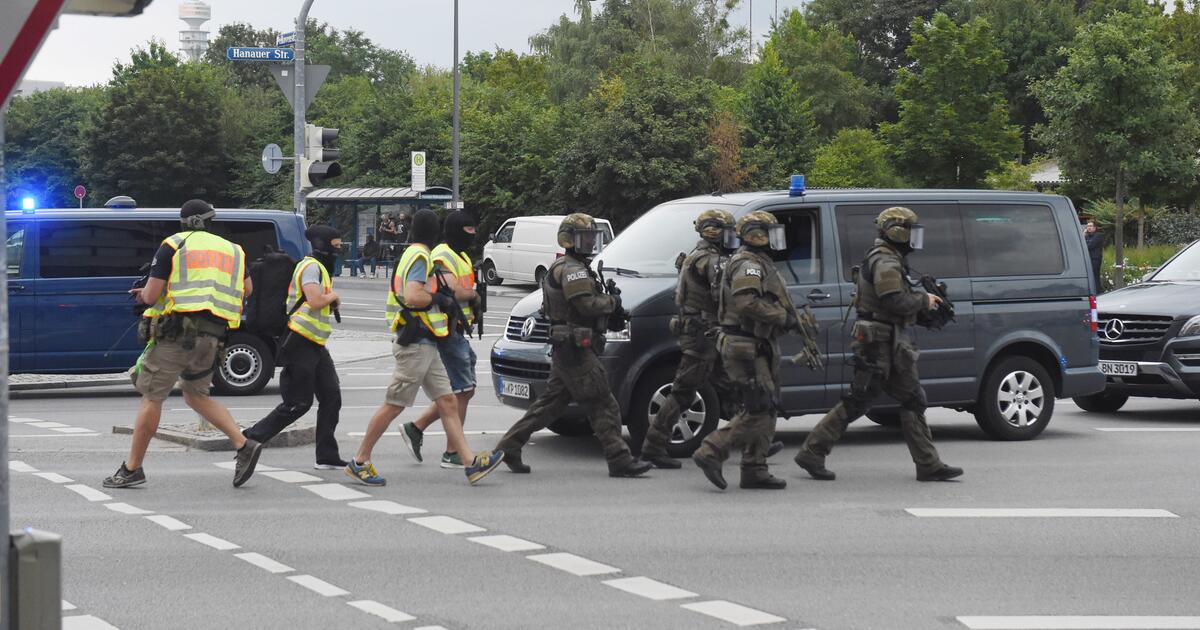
[
  {"xmin": 442, "ymin": 211, "xmax": 475, "ymax": 253},
  {"xmin": 305, "ymin": 225, "xmax": 341, "ymax": 274},
  {"xmin": 411, "ymin": 209, "xmax": 440, "ymax": 248},
  {"xmin": 180, "ymin": 199, "xmax": 215, "ymax": 231}
]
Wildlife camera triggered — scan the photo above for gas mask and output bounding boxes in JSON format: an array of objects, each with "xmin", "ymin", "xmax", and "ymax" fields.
[
  {"xmin": 883, "ymin": 220, "xmax": 925, "ymax": 252},
  {"xmin": 571, "ymin": 228, "xmax": 606, "ymax": 257},
  {"xmin": 305, "ymin": 225, "xmax": 342, "ymax": 274}
]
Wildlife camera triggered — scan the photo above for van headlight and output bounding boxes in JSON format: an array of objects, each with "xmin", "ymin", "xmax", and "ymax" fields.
[
  {"xmin": 605, "ymin": 329, "xmax": 631, "ymax": 342},
  {"xmin": 1180, "ymin": 315, "xmax": 1200, "ymax": 337}
]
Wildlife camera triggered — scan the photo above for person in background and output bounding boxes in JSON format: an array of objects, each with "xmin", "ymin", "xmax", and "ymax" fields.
[
  {"xmin": 1086, "ymin": 220, "xmax": 1105, "ymax": 291},
  {"xmin": 363, "ymin": 233, "xmax": 381, "ymax": 279}
]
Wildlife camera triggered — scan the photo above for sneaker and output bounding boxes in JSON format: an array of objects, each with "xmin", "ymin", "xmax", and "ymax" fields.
[
  {"xmin": 345, "ymin": 460, "xmax": 386, "ymax": 486},
  {"xmin": 400, "ymin": 422, "xmax": 424, "ymax": 463},
  {"xmin": 102, "ymin": 463, "xmax": 146, "ymax": 489},
  {"xmin": 233, "ymin": 438, "xmax": 263, "ymax": 488},
  {"xmin": 917, "ymin": 464, "xmax": 964, "ymax": 482},
  {"xmin": 465, "ymin": 449, "xmax": 505, "ymax": 485},
  {"xmin": 440, "ymin": 452, "xmax": 464, "ymax": 469},
  {"xmin": 313, "ymin": 459, "xmax": 348, "ymax": 470}
]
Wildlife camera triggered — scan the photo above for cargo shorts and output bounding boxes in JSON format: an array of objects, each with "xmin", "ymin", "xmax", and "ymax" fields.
[
  {"xmin": 134, "ymin": 336, "xmax": 221, "ymax": 402},
  {"xmin": 386, "ymin": 341, "xmax": 454, "ymax": 408}
]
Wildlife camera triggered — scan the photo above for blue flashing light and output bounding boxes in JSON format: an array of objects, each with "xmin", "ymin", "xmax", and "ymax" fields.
[
  {"xmin": 789, "ymin": 174, "xmax": 806, "ymax": 197},
  {"xmin": 21, "ymin": 196, "xmax": 37, "ymax": 212}
]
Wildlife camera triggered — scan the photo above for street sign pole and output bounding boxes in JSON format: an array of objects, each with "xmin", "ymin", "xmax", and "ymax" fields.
[
  {"xmin": 452, "ymin": 0, "xmax": 461, "ymax": 211},
  {"xmin": 1, "ymin": 106, "xmax": 11, "ymax": 630},
  {"xmin": 294, "ymin": 0, "xmax": 316, "ymax": 216}
]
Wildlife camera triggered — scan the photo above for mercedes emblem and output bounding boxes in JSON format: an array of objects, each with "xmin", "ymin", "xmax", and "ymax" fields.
[{"xmin": 1103, "ymin": 318, "xmax": 1125, "ymax": 341}]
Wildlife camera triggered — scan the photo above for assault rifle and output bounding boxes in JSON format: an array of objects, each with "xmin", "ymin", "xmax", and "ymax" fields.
[
  {"xmin": 913, "ymin": 272, "xmax": 955, "ymax": 330},
  {"xmin": 787, "ymin": 303, "xmax": 824, "ymax": 371},
  {"xmin": 473, "ymin": 263, "xmax": 488, "ymax": 340},
  {"xmin": 596, "ymin": 260, "xmax": 630, "ymax": 332}
]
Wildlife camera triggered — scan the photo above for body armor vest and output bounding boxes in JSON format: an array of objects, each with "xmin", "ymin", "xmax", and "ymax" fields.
[
  {"xmin": 675, "ymin": 240, "xmax": 722, "ymax": 319},
  {"xmin": 719, "ymin": 249, "xmax": 795, "ymax": 340},
  {"xmin": 855, "ymin": 242, "xmax": 915, "ymax": 327}
]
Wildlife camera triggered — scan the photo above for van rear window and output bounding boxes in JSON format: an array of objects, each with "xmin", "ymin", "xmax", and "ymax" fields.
[
  {"xmin": 963, "ymin": 204, "xmax": 1063, "ymax": 276},
  {"xmin": 210, "ymin": 221, "xmax": 280, "ymax": 260},
  {"xmin": 39, "ymin": 220, "xmax": 170, "ymax": 278}
]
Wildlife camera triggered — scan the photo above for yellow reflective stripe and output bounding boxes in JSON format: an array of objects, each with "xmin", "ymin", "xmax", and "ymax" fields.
[
  {"xmin": 172, "ymin": 279, "xmax": 244, "ymax": 299},
  {"xmin": 287, "ymin": 257, "xmax": 333, "ymax": 344},
  {"xmin": 289, "ymin": 316, "xmax": 331, "ymax": 343}
]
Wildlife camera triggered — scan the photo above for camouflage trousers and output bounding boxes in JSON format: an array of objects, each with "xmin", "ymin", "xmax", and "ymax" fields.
[
  {"xmin": 695, "ymin": 333, "xmax": 778, "ymax": 477},
  {"xmin": 496, "ymin": 345, "xmax": 635, "ymax": 471},
  {"xmin": 641, "ymin": 328, "xmax": 737, "ymax": 458},
  {"xmin": 800, "ymin": 322, "xmax": 943, "ymax": 473}
]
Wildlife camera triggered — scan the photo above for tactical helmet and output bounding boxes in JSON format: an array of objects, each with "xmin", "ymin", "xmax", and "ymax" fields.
[
  {"xmin": 558, "ymin": 212, "xmax": 605, "ymax": 256},
  {"xmin": 736, "ymin": 210, "xmax": 787, "ymax": 251},
  {"xmin": 876, "ymin": 206, "xmax": 924, "ymax": 250},
  {"xmin": 180, "ymin": 199, "xmax": 215, "ymax": 231},
  {"xmin": 694, "ymin": 208, "xmax": 735, "ymax": 243}
]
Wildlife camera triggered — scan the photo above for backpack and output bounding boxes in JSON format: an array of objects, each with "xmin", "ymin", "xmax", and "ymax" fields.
[{"xmin": 244, "ymin": 251, "xmax": 298, "ymax": 337}]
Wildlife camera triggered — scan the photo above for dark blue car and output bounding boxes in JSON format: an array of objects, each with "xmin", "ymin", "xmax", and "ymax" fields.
[{"xmin": 6, "ymin": 205, "xmax": 308, "ymax": 394}]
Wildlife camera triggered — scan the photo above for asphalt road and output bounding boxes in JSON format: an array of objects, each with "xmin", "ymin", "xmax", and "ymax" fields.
[{"xmin": 9, "ymin": 278, "xmax": 1200, "ymax": 629}]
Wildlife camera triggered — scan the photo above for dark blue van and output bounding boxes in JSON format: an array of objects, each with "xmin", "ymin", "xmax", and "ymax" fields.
[{"xmin": 5, "ymin": 205, "xmax": 308, "ymax": 394}]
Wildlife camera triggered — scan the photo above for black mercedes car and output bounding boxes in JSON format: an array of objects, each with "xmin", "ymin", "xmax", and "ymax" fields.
[{"xmin": 1074, "ymin": 239, "xmax": 1200, "ymax": 412}]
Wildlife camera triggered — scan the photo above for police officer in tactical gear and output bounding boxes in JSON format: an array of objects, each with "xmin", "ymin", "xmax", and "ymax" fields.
[
  {"xmin": 640, "ymin": 209, "xmax": 741, "ymax": 468},
  {"xmin": 693, "ymin": 211, "xmax": 818, "ymax": 490},
  {"xmin": 496, "ymin": 213, "xmax": 652, "ymax": 478},
  {"xmin": 105, "ymin": 200, "xmax": 261, "ymax": 488},
  {"xmin": 794, "ymin": 207, "xmax": 963, "ymax": 482}
]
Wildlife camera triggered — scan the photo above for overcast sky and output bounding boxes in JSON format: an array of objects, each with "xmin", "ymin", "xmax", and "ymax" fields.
[{"xmin": 27, "ymin": 0, "xmax": 809, "ymax": 87}]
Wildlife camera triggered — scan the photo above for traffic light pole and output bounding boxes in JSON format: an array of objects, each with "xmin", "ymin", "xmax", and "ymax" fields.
[
  {"xmin": 452, "ymin": 0, "xmax": 460, "ymax": 210},
  {"xmin": 1, "ymin": 107, "xmax": 11, "ymax": 630},
  {"xmin": 293, "ymin": 0, "xmax": 316, "ymax": 216}
]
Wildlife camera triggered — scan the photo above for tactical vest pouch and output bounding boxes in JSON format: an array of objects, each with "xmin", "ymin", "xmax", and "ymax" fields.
[
  {"xmin": 549, "ymin": 324, "xmax": 572, "ymax": 346},
  {"xmin": 154, "ymin": 313, "xmax": 184, "ymax": 343},
  {"xmin": 668, "ymin": 316, "xmax": 681, "ymax": 336},
  {"xmin": 851, "ymin": 320, "xmax": 892, "ymax": 345},
  {"xmin": 137, "ymin": 318, "xmax": 152, "ymax": 345},
  {"xmin": 572, "ymin": 326, "xmax": 594, "ymax": 349},
  {"xmin": 719, "ymin": 333, "xmax": 760, "ymax": 361},
  {"xmin": 396, "ymin": 312, "xmax": 432, "ymax": 347},
  {"xmin": 194, "ymin": 316, "xmax": 229, "ymax": 340}
]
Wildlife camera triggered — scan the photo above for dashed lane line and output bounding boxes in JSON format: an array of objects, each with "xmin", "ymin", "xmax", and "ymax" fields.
[
  {"xmin": 957, "ymin": 616, "xmax": 1200, "ymax": 629},
  {"xmin": 408, "ymin": 515, "xmax": 486, "ymax": 535},
  {"xmin": 62, "ymin": 615, "xmax": 121, "ymax": 630},
  {"xmin": 235, "ymin": 552, "xmax": 294, "ymax": 574},
  {"xmin": 1094, "ymin": 427, "xmax": 1200, "ymax": 432},
  {"xmin": 467, "ymin": 534, "xmax": 545, "ymax": 552},
  {"xmin": 62, "ymin": 600, "xmax": 77, "ymax": 611},
  {"xmin": 680, "ymin": 600, "xmax": 789, "ymax": 627},
  {"xmin": 347, "ymin": 600, "xmax": 417, "ymax": 623},
  {"xmin": 906, "ymin": 508, "xmax": 1179, "ymax": 518},
  {"xmin": 9, "ymin": 433, "xmax": 102, "ymax": 438},
  {"xmin": 603, "ymin": 576, "xmax": 698, "ymax": 601},
  {"xmin": 53, "ymin": 427, "xmax": 101, "ymax": 434},
  {"xmin": 144, "ymin": 515, "xmax": 192, "ymax": 531},
  {"xmin": 302, "ymin": 483, "xmax": 372, "ymax": 501},
  {"xmin": 9, "ymin": 460, "xmax": 38, "ymax": 473},
  {"xmin": 348, "ymin": 499, "xmax": 428, "ymax": 515},
  {"xmin": 104, "ymin": 502, "xmax": 153, "ymax": 516},
  {"xmin": 528, "ymin": 552, "xmax": 620, "ymax": 577},
  {"xmin": 183, "ymin": 532, "xmax": 242, "ymax": 551},
  {"xmin": 9, "ymin": 417, "xmax": 39, "ymax": 423},
  {"xmin": 260, "ymin": 470, "xmax": 322, "ymax": 483},
  {"xmin": 33, "ymin": 472, "xmax": 74, "ymax": 484},
  {"xmin": 29, "ymin": 421, "xmax": 69, "ymax": 428},
  {"xmin": 65, "ymin": 484, "xmax": 111, "ymax": 502},
  {"xmin": 287, "ymin": 574, "xmax": 350, "ymax": 597},
  {"xmin": 212, "ymin": 461, "xmax": 281, "ymax": 472}
]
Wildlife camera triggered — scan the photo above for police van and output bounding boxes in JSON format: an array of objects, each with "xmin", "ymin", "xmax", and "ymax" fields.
[
  {"xmin": 6, "ymin": 200, "xmax": 309, "ymax": 395},
  {"xmin": 489, "ymin": 187, "xmax": 1105, "ymax": 455}
]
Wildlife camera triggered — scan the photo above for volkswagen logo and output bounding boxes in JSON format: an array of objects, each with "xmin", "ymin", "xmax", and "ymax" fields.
[
  {"xmin": 1103, "ymin": 318, "xmax": 1125, "ymax": 341},
  {"xmin": 520, "ymin": 317, "xmax": 538, "ymax": 341}
]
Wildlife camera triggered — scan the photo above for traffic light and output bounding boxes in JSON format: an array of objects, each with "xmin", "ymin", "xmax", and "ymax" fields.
[{"xmin": 301, "ymin": 123, "xmax": 342, "ymax": 189}]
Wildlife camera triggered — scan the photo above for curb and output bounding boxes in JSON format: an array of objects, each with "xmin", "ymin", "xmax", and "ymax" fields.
[
  {"xmin": 111, "ymin": 422, "xmax": 316, "ymax": 452},
  {"xmin": 10, "ymin": 376, "xmax": 129, "ymax": 391}
]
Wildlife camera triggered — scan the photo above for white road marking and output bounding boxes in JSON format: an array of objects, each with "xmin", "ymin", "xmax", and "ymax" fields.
[
  {"xmin": 261, "ymin": 470, "xmax": 323, "ymax": 483},
  {"xmin": 1094, "ymin": 428, "xmax": 1200, "ymax": 432},
  {"xmin": 603, "ymin": 576, "xmax": 698, "ymax": 601},
  {"xmin": 62, "ymin": 615, "xmax": 121, "ymax": 630},
  {"xmin": 467, "ymin": 534, "xmax": 545, "ymax": 552},
  {"xmin": 414, "ymin": 627, "xmax": 450, "ymax": 630},
  {"xmin": 527, "ymin": 552, "xmax": 619, "ymax": 577},
  {"xmin": 338, "ymin": 301, "xmax": 373, "ymax": 306},
  {"xmin": 957, "ymin": 616, "xmax": 1200, "ymax": 629},
  {"xmin": 212, "ymin": 461, "xmax": 281, "ymax": 472},
  {"xmin": 408, "ymin": 515, "xmax": 486, "ymax": 535},
  {"xmin": 62, "ymin": 600, "xmax": 77, "ymax": 611},
  {"xmin": 302, "ymin": 484, "xmax": 372, "ymax": 501},
  {"xmin": 29, "ymin": 421, "xmax": 69, "ymax": 428},
  {"xmin": 9, "ymin": 433, "xmax": 102, "ymax": 438},
  {"xmin": 52, "ymin": 427, "xmax": 99, "ymax": 434},
  {"xmin": 906, "ymin": 508, "xmax": 1179, "ymax": 518},
  {"xmin": 235, "ymin": 552, "xmax": 294, "ymax": 574},
  {"xmin": 347, "ymin": 600, "xmax": 417, "ymax": 623},
  {"xmin": 33, "ymin": 472, "xmax": 74, "ymax": 484},
  {"xmin": 680, "ymin": 600, "xmax": 788, "ymax": 627},
  {"xmin": 65, "ymin": 485, "xmax": 111, "ymax": 502},
  {"xmin": 287, "ymin": 574, "xmax": 349, "ymax": 597},
  {"xmin": 339, "ymin": 315, "xmax": 383, "ymax": 321},
  {"xmin": 145, "ymin": 515, "xmax": 192, "ymax": 531},
  {"xmin": 348, "ymin": 428, "xmax": 549, "ymax": 437},
  {"xmin": 104, "ymin": 503, "xmax": 152, "ymax": 515},
  {"xmin": 8, "ymin": 460, "xmax": 38, "ymax": 472},
  {"xmin": 347, "ymin": 500, "xmax": 428, "ymax": 515},
  {"xmin": 9, "ymin": 417, "xmax": 39, "ymax": 423},
  {"xmin": 341, "ymin": 385, "xmax": 389, "ymax": 390},
  {"xmin": 184, "ymin": 533, "xmax": 241, "ymax": 551}
]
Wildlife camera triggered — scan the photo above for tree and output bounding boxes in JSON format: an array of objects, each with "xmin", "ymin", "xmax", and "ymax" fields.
[
  {"xmin": 740, "ymin": 46, "xmax": 818, "ymax": 189},
  {"xmin": 1035, "ymin": 11, "xmax": 1200, "ymax": 287},
  {"xmin": 881, "ymin": 14, "xmax": 1021, "ymax": 188},
  {"xmin": 3, "ymin": 87, "xmax": 103, "ymax": 209},
  {"xmin": 203, "ymin": 23, "xmax": 281, "ymax": 91},
  {"xmin": 810, "ymin": 128, "xmax": 903, "ymax": 188},
  {"xmin": 984, "ymin": 157, "xmax": 1048, "ymax": 191},
  {"xmin": 804, "ymin": 0, "xmax": 947, "ymax": 91},
  {"xmin": 709, "ymin": 110, "xmax": 750, "ymax": 192}
]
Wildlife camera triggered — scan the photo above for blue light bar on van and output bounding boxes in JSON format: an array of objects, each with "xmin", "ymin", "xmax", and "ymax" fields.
[
  {"xmin": 789, "ymin": 174, "xmax": 805, "ymax": 197},
  {"xmin": 21, "ymin": 197, "xmax": 36, "ymax": 211}
]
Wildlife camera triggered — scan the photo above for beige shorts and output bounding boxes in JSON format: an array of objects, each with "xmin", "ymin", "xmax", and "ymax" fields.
[
  {"xmin": 134, "ymin": 336, "xmax": 221, "ymax": 402},
  {"xmin": 386, "ymin": 341, "xmax": 453, "ymax": 408}
]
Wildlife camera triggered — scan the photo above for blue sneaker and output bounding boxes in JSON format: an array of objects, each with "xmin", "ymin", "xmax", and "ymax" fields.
[
  {"xmin": 465, "ymin": 449, "xmax": 505, "ymax": 485},
  {"xmin": 344, "ymin": 460, "xmax": 386, "ymax": 486}
]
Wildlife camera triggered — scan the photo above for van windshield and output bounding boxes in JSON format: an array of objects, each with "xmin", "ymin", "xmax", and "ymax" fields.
[
  {"xmin": 597, "ymin": 202, "xmax": 740, "ymax": 276},
  {"xmin": 1149, "ymin": 241, "xmax": 1200, "ymax": 282}
]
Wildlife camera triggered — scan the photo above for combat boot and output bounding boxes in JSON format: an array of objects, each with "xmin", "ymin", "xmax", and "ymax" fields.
[
  {"xmin": 504, "ymin": 451, "xmax": 531, "ymax": 474},
  {"xmin": 794, "ymin": 451, "xmax": 836, "ymax": 481},
  {"xmin": 609, "ymin": 459, "xmax": 653, "ymax": 478},
  {"xmin": 692, "ymin": 452, "xmax": 727, "ymax": 490},
  {"xmin": 917, "ymin": 464, "xmax": 963, "ymax": 482},
  {"xmin": 739, "ymin": 472, "xmax": 787, "ymax": 490},
  {"xmin": 643, "ymin": 454, "xmax": 682, "ymax": 469}
]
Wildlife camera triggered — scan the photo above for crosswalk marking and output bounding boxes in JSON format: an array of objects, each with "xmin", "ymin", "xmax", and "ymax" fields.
[
  {"xmin": 957, "ymin": 616, "xmax": 1200, "ymax": 629},
  {"xmin": 33, "ymin": 472, "xmax": 74, "ymax": 483},
  {"xmin": 62, "ymin": 600, "xmax": 77, "ymax": 611},
  {"xmin": 184, "ymin": 533, "xmax": 241, "ymax": 551},
  {"xmin": 52, "ymin": 427, "xmax": 98, "ymax": 434},
  {"xmin": 104, "ymin": 503, "xmax": 152, "ymax": 515},
  {"xmin": 467, "ymin": 534, "xmax": 545, "ymax": 552},
  {"xmin": 347, "ymin": 500, "xmax": 428, "ymax": 515},
  {"xmin": 680, "ymin": 600, "xmax": 788, "ymax": 627},
  {"xmin": 1094, "ymin": 428, "xmax": 1200, "ymax": 432},
  {"xmin": 603, "ymin": 576, "xmax": 698, "ymax": 601},
  {"xmin": 144, "ymin": 515, "xmax": 192, "ymax": 531},
  {"xmin": 65, "ymin": 484, "xmax": 111, "ymax": 502},
  {"xmin": 302, "ymin": 483, "xmax": 372, "ymax": 501},
  {"xmin": 287, "ymin": 574, "xmax": 349, "ymax": 597},
  {"xmin": 528, "ymin": 552, "xmax": 619, "ymax": 577},
  {"xmin": 347, "ymin": 600, "xmax": 417, "ymax": 623},
  {"xmin": 261, "ymin": 470, "xmax": 322, "ymax": 483},
  {"xmin": 29, "ymin": 421, "xmax": 68, "ymax": 428},
  {"xmin": 235, "ymin": 552, "xmax": 294, "ymax": 574},
  {"xmin": 62, "ymin": 615, "xmax": 121, "ymax": 630},
  {"xmin": 8, "ymin": 460, "xmax": 38, "ymax": 472},
  {"xmin": 906, "ymin": 508, "xmax": 1178, "ymax": 518},
  {"xmin": 408, "ymin": 515, "xmax": 486, "ymax": 535},
  {"xmin": 212, "ymin": 461, "xmax": 281, "ymax": 472}
]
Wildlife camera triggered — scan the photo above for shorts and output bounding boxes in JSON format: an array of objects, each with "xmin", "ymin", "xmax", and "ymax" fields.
[
  {"xmin": 134, "ymin": 336, "xmax": 221, "ymax": 402},
  {"xmin": 385, "ymin": 341, "xmax": 453, "ymax": 408},
  {"xmin": 437, "ymin": 333, "xmax": 477, "ymax": 393}
]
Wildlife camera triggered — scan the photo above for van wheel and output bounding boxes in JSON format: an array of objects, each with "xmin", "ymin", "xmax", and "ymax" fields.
[
  {"xmin": 548, "ymin": 417, "xmax": 592, "ymax": 437},
  {"xmin": 482, "ymin": 260, "xmax": 503, "ymax": 286},
  {"xmin": 534, "ymin": 266, "xmax": 547, "ymax": 286},
  {"xmin": 866, "ymin": 410, "xmax": 901, "ymax": 427},
  {"xmin": 629, "ymin": 364, "xmax": 719, "ymax": 458},
  {"xmin": 975, "ymin": 356, "xmax": 1054, "ymax": 440},
  {"xmin": 213, "ymin": 333, "xmax": 274, "ymax": 396},
  {"xmin": 1072, "ymin": 391, "xmax": 1129, "ymax": 413}
]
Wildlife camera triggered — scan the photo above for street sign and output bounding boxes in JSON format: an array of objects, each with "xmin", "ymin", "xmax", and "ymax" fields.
[
  {"xmin": 269, "ymin": 64, "xmax": 330, "ymax": 110},
  {"xmin": 1, "ymin": 0, "xmax": 67, "ymax": 104},
  {"xmin": 261, "ymin": 143, "xmax": 284, "ymax": 175},
  {"xmin": 412, "ymin": 152, "xmax": 427, "ymax": 193},
  {"xmin": 226, "ymin": 47, "xmax": 294, "ymax": 62},
  {"xmin": 73, "ymin": 184, "xmax": 85, "ymax": 207},
  {"xmin": 276, "ymin": 31, "xmax": 296, "ymax": 48}
]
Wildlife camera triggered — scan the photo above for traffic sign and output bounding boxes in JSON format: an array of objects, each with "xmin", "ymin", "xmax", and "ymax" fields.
[
  {"xmin": 269, "ymin": 64, "xmax": 330, "ymax": 110},
  {"xmin": 73, "ymin": 185, "xmax": 86, "ymax": 200},
  {"xmin": 261, "ymin": 143, "xmax": 284, "ymax": 175},
  {"xmin": 2, "ymin": 0, "xmax": 66, "ymax": 104},
  {"xmin": 276, "ymin": 31, "xmax": 296, "ymax": 48},
  {"xmin": 227, "ymin": 47, "xmax": 294, "ymax": 62},
  {"xmin": 412, "ymin": 152, "xmax": 427, "ymax": 192}
]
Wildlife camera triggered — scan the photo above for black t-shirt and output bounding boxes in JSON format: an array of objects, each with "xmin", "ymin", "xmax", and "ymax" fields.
[{"xmin": 148, "ymin": 243, "xmax": 176, "ymax": 280}]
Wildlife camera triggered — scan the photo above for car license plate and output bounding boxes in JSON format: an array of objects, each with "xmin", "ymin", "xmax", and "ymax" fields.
[
  {"xmin": 1099, "ymin": 360, "xmax": 1138, "ymax": 376},
  {"xmin": 501, "ymin": 379, "xmax": 530, "ymax": 399}
]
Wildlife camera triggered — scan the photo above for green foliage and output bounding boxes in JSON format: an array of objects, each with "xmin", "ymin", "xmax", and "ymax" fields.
[
  {"xmin": 1147, "ymin": 210, "xmax": 1200, "ymax": 245},
  {"xmin": 203, "ymin": 23, "xmax": 281, "ymax": 91},
  {"xmin": 3, "ymin": 87, "xmax": 103, "ymax": 209},
  {"xmin": 805, "ymin": 0, "xmax": 947, "ymax": 89},
  {"xmin": 1101, "ymin": 244, "xmax": 1181, "ymax": 290},
  {"xmin": 984, "ymin": 157, "xmax": 1047, "ymax": 191},
  {"xmin": 740, "ymin": 46, "xmax": 818, "ymax": 189},
  {"xmin": 882, "ymin": 13, "xmax": 1022, "ymax": 188},
  {"xmin": 810, "ymin": 128, "xmax": 903, "ymax": 188}
]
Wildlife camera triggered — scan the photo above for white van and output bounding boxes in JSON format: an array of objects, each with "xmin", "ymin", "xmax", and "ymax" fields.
[{"xmin": 480, "ymin": 215, "xmax": 615, "ymax": 285}]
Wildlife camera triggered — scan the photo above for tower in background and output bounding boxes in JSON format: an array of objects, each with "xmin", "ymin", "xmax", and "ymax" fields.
[{"xmin": 178, "ymin": 0, "xmax": 212, "ymax": 62}]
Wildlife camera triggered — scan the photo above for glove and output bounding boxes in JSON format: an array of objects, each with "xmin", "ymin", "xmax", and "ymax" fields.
[
  {"xmin": 610, "ymin": 294, "xmax": 623, "ymax": 315},
  {"xmin": 784, "ymin": 310, "xmax": 800, "ymax": 331},
  {"xmin": 431, "ymin": 292, "xmax": 456, "ymax": 310}
]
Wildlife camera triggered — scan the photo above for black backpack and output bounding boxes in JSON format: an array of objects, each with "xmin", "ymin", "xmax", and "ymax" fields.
[{"xmin": 244, "ymin": 251, "xmax": 298, "ymax": 337}]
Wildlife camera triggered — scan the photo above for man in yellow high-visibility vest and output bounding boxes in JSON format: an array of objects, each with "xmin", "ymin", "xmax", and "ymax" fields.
[{"xmin": 104, "ymin": 200, "xmax": 261, "ymax": 489}]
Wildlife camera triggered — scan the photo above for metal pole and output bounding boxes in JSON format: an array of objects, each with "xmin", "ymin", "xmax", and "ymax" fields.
[
  {"xmin": 1, "ymin": 106, "xmax": 11, "ymax": 630},
  {"xmin": 748, "ymin": 0, "xmax": 753, "ymax": 60},
  {"xmin": 452, "ymin": 0, "xmax": 461, "ymax": 210},
  {"xmin": 294, "ymin": 0, "xmax": 316, "ymax": 216}
]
